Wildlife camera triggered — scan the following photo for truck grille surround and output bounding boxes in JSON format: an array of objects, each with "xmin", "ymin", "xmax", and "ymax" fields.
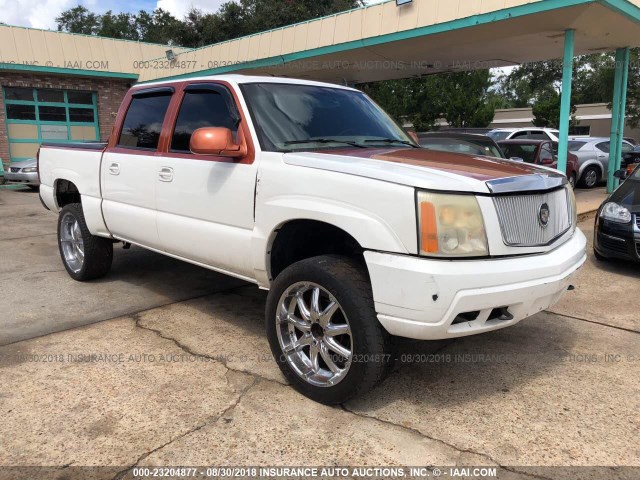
[{"xmin": 492, "ymin": 187, "xmax": 572, "ymax": 246}]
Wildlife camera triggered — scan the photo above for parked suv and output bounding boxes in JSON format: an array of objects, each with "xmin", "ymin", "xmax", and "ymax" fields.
[
  {"xmin": 487, "ymin": 127, "xmax": 560, "ymax": 143},
  {"xmin": 37, "ymin": 75, "xmax": 586, "ymax": 404}
]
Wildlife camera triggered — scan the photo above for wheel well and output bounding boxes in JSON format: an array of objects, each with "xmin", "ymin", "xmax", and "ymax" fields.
[
  {"xmin": 55, "ymin": 179, "xmax": 81, "ymax": 208},
  {"xmin": 268, "ymin": 220, "xmax": 364, "ymax": 280}
]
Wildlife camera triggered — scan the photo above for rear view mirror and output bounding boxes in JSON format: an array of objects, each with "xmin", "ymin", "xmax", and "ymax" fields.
[
  {"xmin": 613, "ymin": 169, "xmax": 627, "ymax": 180},
  {"xmin": 190, "ymin": 127, "xmax": 246, "ymax": 158}
]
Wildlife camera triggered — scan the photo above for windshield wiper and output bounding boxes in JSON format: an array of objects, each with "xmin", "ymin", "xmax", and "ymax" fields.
[
  {"xmin": 363, "ymin": 138, "xmax": 420, "ymax": 148},
  {"xmin": 283, "ymin": 138, "xmax": 366, "ymax": 148}
]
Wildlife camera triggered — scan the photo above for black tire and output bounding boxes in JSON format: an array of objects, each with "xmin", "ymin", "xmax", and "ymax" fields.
[
  {"xmin": 568, "ymin": 173, "xmax": 577, "ymax": 189},
  {"xmin": 57, "ymin": 203, "xmax": 113, "ymax": 281},
  {"xmin": 266, "ymin": 255, "xmax": 393, "ymax": 404},
  {"xmin": 593, "ymin": 248, "xmax": 608, "ymax": 262},
  {"xmin": 580, "ymin": 166, "xmax": 600, "ymax": 189},
  {"xmin": 28, "ymin": 185, "xmax": 39, "ymax": 191}
]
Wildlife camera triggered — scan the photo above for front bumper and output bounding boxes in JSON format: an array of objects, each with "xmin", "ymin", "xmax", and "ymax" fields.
[
  {"xmin": 365, "ymin": 229, "xmax": 587, "ymax": 340},
  {"xmin": 594, "ymin": 216, "xmax": 640, "ymax": 262},
  {"xmin": 4, "ymin": 171, "xmax": 39, "ymax": 185}
]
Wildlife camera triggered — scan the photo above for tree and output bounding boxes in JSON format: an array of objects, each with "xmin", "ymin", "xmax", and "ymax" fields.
[
  {"xmin": 362, "ymin": 70, "xmax": 495, "ymax": 131},
  {"xmin": 137, "ymin": 9, "xmax": 183, "ymax": 45},
  {"xmin": 98, "ymin": 11, "xmax": 137, "ymax": 40},
  {"xmin": 56, "ymin": 1, "xmax": 364, "ymax": 48},
  {"xmin": 56, "ymin": 6, "xmax": 100, "ymax": 35},
  {"xmin": 436, "ymin": 70, "xmax": 495, "ymax": 128}
]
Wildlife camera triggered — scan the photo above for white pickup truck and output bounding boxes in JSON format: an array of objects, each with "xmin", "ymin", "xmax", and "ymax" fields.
[{"xmin": 38, "ymin": 75, "xmax": 586, "ymax": 403}]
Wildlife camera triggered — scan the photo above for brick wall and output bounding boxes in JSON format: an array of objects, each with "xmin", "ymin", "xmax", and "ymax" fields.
[{"xmin": 0, "ymin": 72, "xmax": 131, "ymax": 168}]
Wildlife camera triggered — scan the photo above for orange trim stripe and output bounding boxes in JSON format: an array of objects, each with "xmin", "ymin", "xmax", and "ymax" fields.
[{"xmin": 420, "ymin": 202, "xmax": 438, "ymax": 253}]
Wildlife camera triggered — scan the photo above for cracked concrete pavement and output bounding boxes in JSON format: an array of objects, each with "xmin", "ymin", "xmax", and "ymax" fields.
[{"xmin": 0, "ymin": 189, "xmax": 639, "ymax": 476}]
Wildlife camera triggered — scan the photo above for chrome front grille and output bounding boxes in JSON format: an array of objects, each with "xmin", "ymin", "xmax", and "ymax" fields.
[
  {"xmin": 635, "ymin": 215, "xmax": 640, "ymax": 230},
  {"xmin": 493, "ymin": 188, "xmax": 572, "ymax": 246}
]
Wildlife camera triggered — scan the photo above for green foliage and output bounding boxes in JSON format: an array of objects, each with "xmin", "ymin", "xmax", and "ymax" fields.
[
  {"xmin": 56, "ymin": 6, "xmax": 100, "ymax": 35},
  {"xmin": 362, "ymin": 70, "xmax": 495, "ymax": 131},
  {"xmin": 56, "ymin": 1, "xmax": 363, "ymax": 47},
  {"xmin": 530, "ymin": 89, "xmax": 577, "ymax": 129}
]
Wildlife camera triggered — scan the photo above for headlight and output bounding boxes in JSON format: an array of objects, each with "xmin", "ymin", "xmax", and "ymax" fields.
[
  {"xmin": 417, "ymin": 191, "xmax": 488, "ymax": 257},
  {"xmin": 600, "ymin": 202, "xmax": 631, "ymax": 223},
  {"xmin": 21, "ymin": 167, "xmax": 37, "ymax": 173}
]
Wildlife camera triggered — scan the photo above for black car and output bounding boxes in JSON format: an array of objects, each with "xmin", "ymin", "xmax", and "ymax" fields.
[
  {"xmin": 418, "ymin": 132, "xmax": 505, "ymax": 158},
  {"xmin": 594, "ymin": 165, "xmax": 640, "ymax": 262}
]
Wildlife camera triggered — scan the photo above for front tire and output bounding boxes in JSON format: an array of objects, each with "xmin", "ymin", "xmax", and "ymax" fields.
[
  {"xmin": 593, "ymin": 248, "xmax": 608, "ymax": 262},
  {"xmin": 57, "ymin": 203, "xmax": 113, "ymax": 281},
  {"xmin": 266, "ymin": 255, "xmax": 392, "ymax": 404}
]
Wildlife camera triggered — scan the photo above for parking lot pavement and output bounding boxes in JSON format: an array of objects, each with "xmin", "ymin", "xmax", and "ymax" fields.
[
  {"xmin": 0, "ymin": 189, "xmax": 245, "ymax": 345},
  {"xmin": 1, "ymin": 189, "xmax": 639, "ymax": 474},
  {"xmin": 574, "ymin": 187, "xmax": 608, "ymax": 216},
  {"xmin": 549, "ymin": 217, "xmax": 640, "ymax": 332}
]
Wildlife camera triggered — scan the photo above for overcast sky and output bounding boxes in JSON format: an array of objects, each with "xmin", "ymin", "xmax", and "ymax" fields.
[{"xmin": 0, "ymin": 0, "xmax": 383, "ymax": 30}]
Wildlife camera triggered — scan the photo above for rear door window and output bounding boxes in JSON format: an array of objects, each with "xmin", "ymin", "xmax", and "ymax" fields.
[
  {"xmin": 568, "ymin": 141, "xmax": 586, "ymax": 151},
  {"xmin": 596, "ymin": 141, "xmax": 610, "ymax": 153},
  {"xmin": 118, "ymin": 91, "xmax": 173, "ymax": 150}
]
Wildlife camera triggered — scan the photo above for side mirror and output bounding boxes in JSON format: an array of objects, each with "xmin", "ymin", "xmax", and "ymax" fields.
[
  {"xmin": 613, "ymin": 169, "xmax": 627, "ymax": 180},
  {"xmin": 540, "ymin": 157, "xmax": 555, "ymax": 166},
  {"xmin": 190, "ymin": 127, "xmax": 246, "ymax": 158},
  {"xmin": 407, "ymin": 131, "xmax": 420, "ymax": 144},
  {"xmin": 510, "ymin": 156, "xmax": 524, "ymax": 162}
]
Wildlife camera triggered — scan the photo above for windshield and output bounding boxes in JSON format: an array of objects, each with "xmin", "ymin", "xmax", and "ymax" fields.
[
  {"xmin": 240, "ymin": 83, "xmax": 413, "ymax": 152},
  {"xmin": 420, "ymin": 137, "xmax": 504, "ymax": 158},
  {"xmin": 487, "ymin": 131, "xmax": 511, "ymax": 141}
]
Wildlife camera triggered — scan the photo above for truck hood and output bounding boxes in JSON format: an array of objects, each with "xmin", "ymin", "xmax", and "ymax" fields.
[{"xmin": 283, "ymin": 148, "xmax": 566, "ymax": 193}]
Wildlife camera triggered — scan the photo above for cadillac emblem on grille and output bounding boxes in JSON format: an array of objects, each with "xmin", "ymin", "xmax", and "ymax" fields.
[{"xmin": 538, "ymin": 202, "xmax": 550, "ymax": 228}]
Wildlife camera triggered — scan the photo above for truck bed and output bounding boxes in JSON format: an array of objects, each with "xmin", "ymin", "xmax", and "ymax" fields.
[{"xmin": 38, "ymin": 142, "xmax": 108, "ymax": 235}]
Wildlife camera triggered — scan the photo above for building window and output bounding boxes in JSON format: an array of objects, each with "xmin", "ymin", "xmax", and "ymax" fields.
[
  {"xmin": 4, "ymin": 87, "xmax": 34, "ymax": 101},
  {"xmin": 6, "ymin": 104, "xmax": 36, "ymax": 120},
  {"xmin": 2, "ymin": 87, "xmax": 99, "ymax": 161}
]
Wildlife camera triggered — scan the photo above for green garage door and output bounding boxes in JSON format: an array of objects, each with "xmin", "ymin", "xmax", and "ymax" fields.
[{"xmin": 3, "ymin": 87, "xmax": 99, "ymax": 162}]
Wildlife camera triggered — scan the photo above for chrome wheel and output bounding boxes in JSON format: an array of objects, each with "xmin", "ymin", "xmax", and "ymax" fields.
[
  {"xmin": 276, "ymin": 282, "xmax": 352, "ymax": 387},
  {"xmin": 584, "ymin": 169, "xmax": 598, "ymax": 188},
  {"xmin": 60, "ymin": 212, "xmax": 84, "ymax": 273}
]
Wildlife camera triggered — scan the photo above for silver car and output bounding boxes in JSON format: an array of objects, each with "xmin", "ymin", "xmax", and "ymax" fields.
[
  {"xmin": 4, "ymin": 158, "xmax": 39, "ymax": 190},
  {"xmin": 568, "ymin": 137, "xmax": 634, "ymax": 188}
]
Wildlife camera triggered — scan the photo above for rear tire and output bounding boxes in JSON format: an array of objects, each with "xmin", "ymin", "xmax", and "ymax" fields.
[
  {"xmin": 28, "ymin": 185, "xmax": 39, "ymax": 191},
  {"xmin": 580, "ymin": 166, "xmax": 600, "ymax": 189},
  {"xmin": 568, "ymin": 173, "xmax": 577, "ymax": 189},
  {"xmin": 57, "ymin": 203, "xmax": 113, "ymax": 281},
  {"xmin": 266, "ymin": 255, "xmax": 393, "ymax": 404}
]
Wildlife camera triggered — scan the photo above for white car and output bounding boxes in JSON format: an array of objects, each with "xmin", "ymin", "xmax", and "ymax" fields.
[
  {"xmin": 487, "ymin": 127, "xmax": 560, "ymax": 143},
  {"xmin": 37, "ymin": 75, "xmax": 586, "ymax": 404}
]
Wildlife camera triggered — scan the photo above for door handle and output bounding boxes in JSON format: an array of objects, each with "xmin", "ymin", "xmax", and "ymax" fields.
[
  {"xmin": 108, "ymin": 162, "xmax": 120, "ymax": 175},
  {"xmin": 158, "ymin": 167, "xmax": 173, "ymax": 182}
]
